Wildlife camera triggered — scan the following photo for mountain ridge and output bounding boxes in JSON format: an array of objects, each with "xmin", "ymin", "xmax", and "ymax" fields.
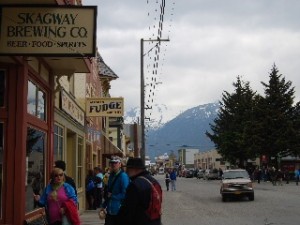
[
  {"xmin": 146, "ymin": 102, "xmax": 219, "ymax": 159},
  {"xmin": 124, "ymin": 102, "xmax": 220, "ymax": 160}
]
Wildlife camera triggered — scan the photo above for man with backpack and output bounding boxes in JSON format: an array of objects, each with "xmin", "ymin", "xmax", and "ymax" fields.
[
  {"xmin": 119, "ymin": 157, "xmax": 162, "ymax": 225},
  {"xmin": 93, "ymin": 167, "xmax": 104, "ymax": 209},
  {"xmin": 86, "ymin": 169, "xmax": 96, "ymax": 210},
  {"xmin": 100, "ymin": 156, "xmax": 129, "ymax": 225}
]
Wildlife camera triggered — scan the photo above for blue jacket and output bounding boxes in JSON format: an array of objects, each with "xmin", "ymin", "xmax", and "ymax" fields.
[
  {"xmin": 102, "ymin": 170, "xmax": 129, "ymax": 215},
  {"xmin": 39, "ymin": 182, "xmax": 77, "ymax": 207},
  {"xmin": 170, "ymin": 171, "xmax": 177, "ymax": 180}
]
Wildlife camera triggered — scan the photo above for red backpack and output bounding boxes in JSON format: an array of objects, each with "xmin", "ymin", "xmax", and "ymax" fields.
[{"xmin": 139, "ymin": 176, "xmax": 162, "ymax": 220}]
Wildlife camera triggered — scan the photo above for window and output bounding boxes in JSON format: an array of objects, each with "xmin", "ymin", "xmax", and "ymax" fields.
[
  {"xmin": 0, "ymin": 71, "xmax": 5, "ymax": 107},
  {"xmin": 0, "ymin": 123, "xmax": 4, "ymax": 218},
  {"xmin": 77, "ymin": 137, "xmax": 83, "ymax": 188},
  {"xmin": 54, "ymin": 124, "xmax": 64, "ymax": 162},
  {"xmin": 27, "ymin": 80, "xmax": 46, "ymax": 121},
  {"xmin": 25, "ymin": 127, "xmax": 46, "ymax": 212}
]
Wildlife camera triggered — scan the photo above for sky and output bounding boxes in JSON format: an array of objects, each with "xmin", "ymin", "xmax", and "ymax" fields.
[{"xmin": 84, "ymin": 0, "xmax": 300, "ymax": 123}]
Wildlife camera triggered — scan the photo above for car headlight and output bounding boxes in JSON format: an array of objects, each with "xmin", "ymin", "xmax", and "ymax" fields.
[
  {"xmin": 247, "ymin": 182, "xmax": 253, "ymax": 188},
  {"xmin": 222, "ymin": 183, "xmax": 229, "ymax": 188}
]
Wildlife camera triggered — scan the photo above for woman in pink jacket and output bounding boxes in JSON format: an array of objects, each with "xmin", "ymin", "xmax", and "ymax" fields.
[{"xmin": 34, "ymin": 168, "xmax": 78, "ymax": 225}]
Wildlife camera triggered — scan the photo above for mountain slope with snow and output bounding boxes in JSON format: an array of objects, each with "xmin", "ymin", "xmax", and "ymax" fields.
[{"xmin": 146, "ymin": 102, "xmax": 220, "ymax": 159}]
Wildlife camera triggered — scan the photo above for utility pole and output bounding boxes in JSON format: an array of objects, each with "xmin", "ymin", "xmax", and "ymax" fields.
[{"xmin": 140, "ymin": 38, "xmax": 170, "ymax": 163}]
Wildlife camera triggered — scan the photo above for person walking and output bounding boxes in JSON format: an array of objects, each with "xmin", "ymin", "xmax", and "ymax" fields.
[
  {"xmin": 93, "ymin": 167, "xmax": 104, "ymax": 209},
  {"xmin": 270, "ymin": 167, "xmax": 277, "ymax": 186},
  {"xmin": 170, "ymin": 168, "xmax": 177, "ymax": 191},
  {"xmin": 34, "ymin": 168, "xmax": 79, "ymax": 225},
  {"xmin": 257, "ymin": 168, "xmax": 262, "ymax": 184},
  {"xmin": 295, "ymin": 168, "xmax": 300, "ymax": 186},
  {"xmin": 119, "ymin": 157, "xmax": 162, "ymax": 225},
  {"xmin": 55, "ymin": 160, "xmax": 77, "ymax": 196},
  {"xmin": 85, "ymin": 169, "xmax": 95, "ymax": 210},
  {"xmin": 103, "ymin": 167, "xmax": 110, "ymax": 203},
  {"xmin": 218, "ymin": 168, "xmax": 223, "ymax": 179},
  {"xmin": 277, "ymin": 169, "xmax": 284, "ymax": 186},
  {"xmin": 165, "ymin": 170, "xmax": 170, "ymax": 191},
  {"xmin": 283, "ymin": 169, "xmax": 290, "ymax": 184},
  {"xmin": 100, "ymin": 156, "xmax": 129, "ymax": 225}
]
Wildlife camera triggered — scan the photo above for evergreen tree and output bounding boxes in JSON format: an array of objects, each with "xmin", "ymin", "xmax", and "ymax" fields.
[
  {"xmin": 206, "ymin": 77, "xmax": 258, "ymax": 166},
  {"xmin": 290, "ymin": 102, "xmax": 300, "ymax": 157},
  {"xmin": 256, "ymin": 64, "xmax": 295, "ymax": 165}
]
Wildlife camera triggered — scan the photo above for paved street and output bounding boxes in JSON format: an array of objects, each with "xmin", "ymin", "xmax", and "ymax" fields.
[
  {"xmin": 159, "ymin": 175, "xmax": 299, "ymax": 225},
  {"xmin": 80, "ymin": 174, "xmax": 300, "ymax": 225}
]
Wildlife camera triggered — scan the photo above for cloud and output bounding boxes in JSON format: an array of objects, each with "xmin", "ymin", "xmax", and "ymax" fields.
[{"xmin": 84, "ymin": 0, "xmax": 300, "ymax": 120}]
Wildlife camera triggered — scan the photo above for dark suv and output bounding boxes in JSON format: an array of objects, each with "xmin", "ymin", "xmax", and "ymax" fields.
[
  {"xmin": 220, "ymin": 169, "xmax": 254, "ymax": 202},
  {"xmin": 185, "ymin": 169, "xmax": 194, "ymax": 178}
]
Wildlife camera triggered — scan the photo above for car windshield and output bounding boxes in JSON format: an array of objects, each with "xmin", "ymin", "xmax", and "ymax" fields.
[{"xmin": 223, "ymin": 171, "xmax": 249, "ymax": 179}]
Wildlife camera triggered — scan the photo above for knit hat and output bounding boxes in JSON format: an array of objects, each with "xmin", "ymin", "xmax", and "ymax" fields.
[{"xmin": 125, "ymin": 158, "xmax": 145, "ymax": 169}]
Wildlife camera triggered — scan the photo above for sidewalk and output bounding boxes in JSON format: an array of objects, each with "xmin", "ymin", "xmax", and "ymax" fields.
[{"xmin": 80, "ymin": 210, "xmax": 104, "ymax": 225}]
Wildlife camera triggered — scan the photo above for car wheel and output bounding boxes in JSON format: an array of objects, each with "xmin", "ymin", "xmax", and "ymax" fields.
[
  {"xmin": 222, "ymin": 195, "xmax": 227, "ymax": 202},
  {"xmin": 249, "ymin": 193, "xmax": 254, "ymax": 201}
]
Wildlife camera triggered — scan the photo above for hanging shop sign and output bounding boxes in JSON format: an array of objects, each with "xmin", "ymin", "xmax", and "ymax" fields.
[
  {"xmin": 61, "ymin": 90, "xmax": 85, "ymax": 126},
  {"xmin": 86, "ymin": 97, "xmax": 124, "ymax": 117},
  {"xmin": 0, "ymin": 5, "xmax": 97, "ymax": 56}
]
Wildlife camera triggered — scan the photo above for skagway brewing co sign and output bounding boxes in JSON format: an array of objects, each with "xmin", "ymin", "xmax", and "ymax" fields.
[
  {"xmin": 0, "ymin": 5, "xmax": 97, "ymax": 56},
  {"xmin": 86, "ymin": 98, "xmax": 124, "ymax": 117}
]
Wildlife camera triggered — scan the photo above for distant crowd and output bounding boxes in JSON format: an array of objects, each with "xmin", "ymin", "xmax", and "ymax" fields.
[{"xmin": 248, "ymin": 166, "xmax": 300, "ymax": 186}]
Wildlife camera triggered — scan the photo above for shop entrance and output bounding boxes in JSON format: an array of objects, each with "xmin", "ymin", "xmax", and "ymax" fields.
[{"xmin": 66, "ymin": 130, "xmax": 76, "ymax": 180}]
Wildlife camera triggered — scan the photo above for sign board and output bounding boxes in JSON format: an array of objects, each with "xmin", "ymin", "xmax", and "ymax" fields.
[
  {"xmin": 0, "ymin": 5, "xmax": 97, "ymax": 56},
  {"xmin": 61, "ymin": 90, "xmax": 85, "ymax": 126},
  {"xmin": 86, "ymin": 97, "xmax": 124, "ymax": 117}
]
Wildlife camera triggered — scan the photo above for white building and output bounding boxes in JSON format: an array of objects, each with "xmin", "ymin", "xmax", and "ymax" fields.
[
  {"xmin": 178, "ymin": 148, "xmax": 199, "ymax": 168},
  {"xmin": 194, "ymin": 149, "xmax": 227, "ymax": 170}
]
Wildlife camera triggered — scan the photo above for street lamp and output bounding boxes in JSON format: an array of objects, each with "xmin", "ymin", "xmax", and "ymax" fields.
[{"xmin": 140, "ymin": 38, "xmax": 169, "ymax": 162}]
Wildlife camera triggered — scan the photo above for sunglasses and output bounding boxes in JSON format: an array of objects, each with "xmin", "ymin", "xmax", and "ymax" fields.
[{"xmin": 54, "ymin": 173, "xmax": 64, "ymax": 178}]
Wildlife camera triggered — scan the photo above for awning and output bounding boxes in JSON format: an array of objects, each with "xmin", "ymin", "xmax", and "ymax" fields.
[
  {"xmin": 0, "ymin": 0, "xmax": 57, "ymax": 4},
  {"xmin": 102, "ymin": 134, "xmax": 124, "ymax": 156},
  {"xmin": 0, "ymin": 56, "xmax": 91, "ymax": 74},
  {"xmin": 43, "ymin": 57, "xmax": 91, "ymax": 74}
]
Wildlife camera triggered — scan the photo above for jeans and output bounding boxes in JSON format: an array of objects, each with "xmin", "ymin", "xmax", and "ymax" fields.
[
  {"xmin": 171, "ymin": 180, "xmax": 176, "ymax": 191},
  {"xmin": 93, "ymin": 188, "xmax": 103, "ymax": 209},
  {"xmin": 104, "ymin": 214, "xmax": 119, "ymax": 225}
]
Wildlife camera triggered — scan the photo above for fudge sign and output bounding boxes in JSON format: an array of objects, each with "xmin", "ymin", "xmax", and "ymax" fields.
[
  {"xmin": 0, "ymin": 5, "xmax": 97, "ymax": 56},
  {"xmin": 86, "ymin": 98, "xmax": 124, "ymax": 117}
]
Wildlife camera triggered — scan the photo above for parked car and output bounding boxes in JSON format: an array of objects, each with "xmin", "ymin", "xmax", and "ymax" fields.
[
  {"xmin": 220, "ymin": 169, "xmax": 254, "ymax": 202},
  {"xmin": 158, "ymin": 167, "xmax": 165, "ymax": 174},
  {"xmin": 185, "ymin": 169, "xmax": 194, "ymax": 178},
  {"xmin": 196, "ymin": 170, "xmax": 205, "ymax": 179},
  {"xmin": 204, "ymin": 169, "xmax": 219, "ymax": 180}
]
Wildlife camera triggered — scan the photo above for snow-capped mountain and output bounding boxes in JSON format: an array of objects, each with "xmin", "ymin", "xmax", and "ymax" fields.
[
  {"xmin": 146, "ymin": 102, "xmax": 220, "ymax": 159},
  {"xmin": 124, "ymin": 104, "xmax": 178, "ymax": 129},
  {"xmin": 124, "ymin": 102, "xmax": 220, "ymax": 159}
]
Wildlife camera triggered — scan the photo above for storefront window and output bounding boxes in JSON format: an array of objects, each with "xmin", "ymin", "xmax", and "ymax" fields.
[
  {"xmin": 0, "ymin": 123, "xmax": 4, "ymax": 218},
  {"xmin": 25, "ymin": 127, "xmax": 46, "ymax": 212},
  {"xmin": 37, "ymin": 90, "xmax": 45, "ymax": 120},
  {"xmin": 27, "ymin": 80, "xmax": 46, "ymax": 121},
  {"xmin": 54, "ymin": 124, "xmax": 64, "ymax": 162},
  {"xmin": 0, "ymin": 71, "xmax": 5, "ymax": 107},
  {"xmin": 77, "ymin": 137, "xmax": 83, "ymax": 188}
]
